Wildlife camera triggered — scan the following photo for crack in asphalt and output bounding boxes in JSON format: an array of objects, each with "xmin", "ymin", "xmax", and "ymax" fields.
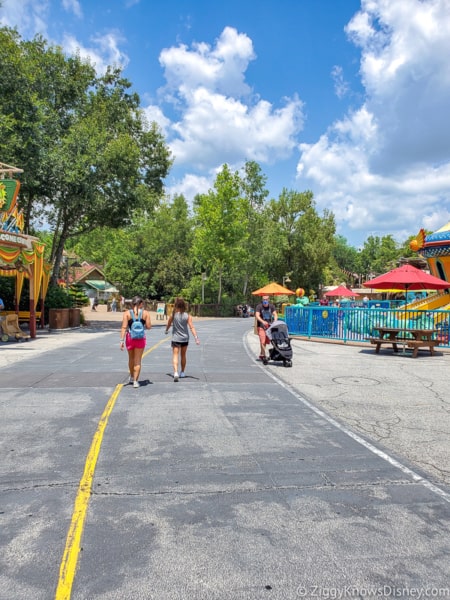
[{"xmin": 90, "ymin": 478, "xmax": 418, "ymax": 497}]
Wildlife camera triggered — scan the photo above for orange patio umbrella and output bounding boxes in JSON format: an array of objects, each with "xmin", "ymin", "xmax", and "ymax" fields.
[{"xmin": 252, "ymin": 282, "xmax": 296, "ymax": 296}]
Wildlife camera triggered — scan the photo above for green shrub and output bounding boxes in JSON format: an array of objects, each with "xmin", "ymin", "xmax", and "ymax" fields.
[
  {"xmin": 69, "ymin": 283, "xmax": 89, "ymax": 308},
  {"xmin": 43, "ymin": 285, "xmax": 72, "ymax": 321}
]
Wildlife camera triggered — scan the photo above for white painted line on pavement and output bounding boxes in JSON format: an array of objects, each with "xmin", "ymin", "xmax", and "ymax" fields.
[{"xmin": 244, "ymin": 334, "xmax": 450, "ymax": 504}]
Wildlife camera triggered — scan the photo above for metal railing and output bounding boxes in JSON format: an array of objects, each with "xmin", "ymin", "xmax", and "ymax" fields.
[{"xmin": 284, "ymin": 305, "xmax": 450, "ymax": 346}]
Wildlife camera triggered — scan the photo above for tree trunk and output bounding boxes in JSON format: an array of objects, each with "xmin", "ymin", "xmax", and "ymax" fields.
[
  {"xmin": 242, "ymin": 274, "xmax": 248, "ymax": 298},
  {"xmin": 23, "ymin": 191, "xmax": 33, "ymax": 234},
  {"xmin": 50, "ymin": 225, "xmax": 69, "ymax": 287},
  {"xmin": 217, "ymin": 265, "xmax": 223, "ymax": 305}
]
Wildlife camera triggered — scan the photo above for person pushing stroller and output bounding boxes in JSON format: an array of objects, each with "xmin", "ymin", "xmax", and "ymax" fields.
[{"xmin": 255, "ymin": 295, "xmax": 277, "ymax": 364}]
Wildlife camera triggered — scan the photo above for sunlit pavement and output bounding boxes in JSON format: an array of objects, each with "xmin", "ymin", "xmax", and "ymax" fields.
[{"xmin": 0, "ymin": 317, "xmax": 449, "ymax": 599}]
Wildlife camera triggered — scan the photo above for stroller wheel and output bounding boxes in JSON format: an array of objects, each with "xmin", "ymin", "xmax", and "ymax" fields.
[
  {"xmin": 1, "ymin": 334, "xmax": 9, "ymax": 343},
  {"xmin": 262, "ymin": 357, "xmax": 268, "ymax": 365},
  {"xmin": 285, "ymin": 360, "xmax": 292, "ymax": 368}
]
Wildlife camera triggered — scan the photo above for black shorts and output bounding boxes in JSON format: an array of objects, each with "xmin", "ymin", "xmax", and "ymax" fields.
[{"xmin": 171, "ymin": 341, "xmax": 189, "ymax": 348}]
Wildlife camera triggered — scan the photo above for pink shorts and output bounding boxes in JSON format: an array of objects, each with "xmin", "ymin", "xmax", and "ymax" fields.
[
  {"xmin": 125, "ymin": 332, "xmax": 146, "ymax": 351},
  {"xmin": 257, "ymin": 326, "xmax": 270, "ymax": 346}
]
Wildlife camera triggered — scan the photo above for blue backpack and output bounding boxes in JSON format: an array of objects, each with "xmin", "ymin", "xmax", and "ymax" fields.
[{"xmin": 129, "ymin": 309, "xmax": 145, "ymax": 339}]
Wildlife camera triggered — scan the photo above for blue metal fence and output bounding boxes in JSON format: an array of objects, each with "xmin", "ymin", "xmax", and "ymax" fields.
[{"xmin": 284, "ymin": 305, "xmax": 450, "ymax": 347}]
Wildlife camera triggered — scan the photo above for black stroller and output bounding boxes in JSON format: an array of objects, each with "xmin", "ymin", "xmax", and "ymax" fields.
[{"xmin": 266, "ymin": 320, "xmax": 293, "ymax": 367}]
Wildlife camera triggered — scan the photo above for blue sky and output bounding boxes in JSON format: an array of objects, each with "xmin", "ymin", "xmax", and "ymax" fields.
[{"xmin": 2, "ymin": 0, "xmax": 450, "ymax": 247}]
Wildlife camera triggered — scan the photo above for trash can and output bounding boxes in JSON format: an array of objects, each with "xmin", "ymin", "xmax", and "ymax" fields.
[
  {"xmin": 49, "ymin": 308, "xmax": 69, "ymax": 329},
  {"xmin": 68, "ymin": 308, "xmax": 81, "ymax": 327}
]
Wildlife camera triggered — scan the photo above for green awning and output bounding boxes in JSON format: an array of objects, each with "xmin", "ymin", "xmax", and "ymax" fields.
[{"xmin": 84, "ymin": 279, "xmax": 118, "ymax": 293}]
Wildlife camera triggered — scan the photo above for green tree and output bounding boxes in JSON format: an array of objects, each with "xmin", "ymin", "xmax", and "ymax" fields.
[
  {"xmin": 73, "ymin": 195, "xmax": 194, "ymax": 300},
  {"xmin": 0, "ymin": 28, "xmax": 97, "ymax": 231},
  {"xmin": 121, "ymin": 194, "xmax": 194, "ymax": 300},
  {"xmin": 239, "ymin": 161, "xmax": 269, "ymax": 296},
  {"xmin": 330, "ymin": 235, "xmax": 361, "ymax": 285},
  {"xmin": 150, "ymin": 195, "xmax": 194, "ymax": 299},
  {"xmin": 264, "ymin": 189, "xmax": 336, "ymax": 292},
  {"xmin": 193, "ymin": 165, "xmax": 248, "ymax": 304},
  {"xmin": 0, "ymin": 28, "xmax": 172, "ymax": 285},
  {"xmin": 376, "ymin": 235, "xmax": 400, "ymax": 273},
  {"xmin": 46, "ymin": 67, "xmax": 172, "ymax": 284},
  {"xmin": 359, "ymin": 235, "xmax": 401, "ymax": 279},
  {"xmin": 73, "ymin": 225, "xmax": 149, "ymax": 299}
]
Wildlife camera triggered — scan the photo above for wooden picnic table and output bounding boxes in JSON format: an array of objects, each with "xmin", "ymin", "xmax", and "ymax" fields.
[{"xmin": 368, "ymin": 326, "xmax": 439, "ymax": 358}]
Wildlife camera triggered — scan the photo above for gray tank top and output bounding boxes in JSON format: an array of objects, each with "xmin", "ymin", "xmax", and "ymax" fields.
[{"xmin": 172, "ymin": 312, "xmax": 189, "ymax": 343}]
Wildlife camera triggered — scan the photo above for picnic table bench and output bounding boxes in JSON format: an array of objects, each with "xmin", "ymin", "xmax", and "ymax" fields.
[{"xmin": 368, "ymin": 326, "xmax": 439, "ymax": 358}]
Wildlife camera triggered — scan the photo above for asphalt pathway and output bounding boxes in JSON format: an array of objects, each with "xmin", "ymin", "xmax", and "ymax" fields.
[{"xmin": 0, "ymin": 318, "xmax": 449, "ymax": 600}]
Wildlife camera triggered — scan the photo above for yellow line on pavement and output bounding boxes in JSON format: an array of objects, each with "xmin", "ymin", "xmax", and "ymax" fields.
[
  {"xmin": 55, "ymin": 383, "xmax": 123, "ymax": 600},
  {"xmin": 143, "ymin": 336, "xmax": 169, "ymax": 358},
  {"xmin": 55, "ymin": 337, "xmax": 168, "ymax": 599}
]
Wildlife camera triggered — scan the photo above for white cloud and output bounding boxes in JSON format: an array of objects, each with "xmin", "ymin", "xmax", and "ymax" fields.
[
  {"xmin": 0, "ymin": 0, "xmax": 50, "ymax": 38},
  {"xmin": 331, "ymin": 65, "xmax": 349, "ymax": 99},
  {"xmin": 142, "ymin": 105, "xmax": 172, "ymax": 136},
  {"xmin": 296, "ymin": 0, "xmax": 450, "ymax": 245},
  {"xmin": 160, "ymin": 26, "xmax": 255, "ymax": 98},
  {"xmin": 62, "ymin": 0, "xmax": 82, "ymax": 18},
  {"xmin": 166, "ymin": 173, "xmax": 213, "ymax": 203},
  {"xmin": 0, "ymin": 1, "xmax": 127, "ymax": 75},
  {"xmin": 91, "ymin": 31, "xmax": 129, "ymax": 69},
  {"xmin": 62, "ymin": 31, "xmax": 129, "ymax": 74},
  {"xmin": 423, "ymin": 209, "xmax": 450, "ymax": 234},
  {"xmin": 169, "ymin": 88, "xmax": 303, "ymax": 169},
  {"xmin": 158, "ymin": 27, "xmax": 304, "ymax": 173}
]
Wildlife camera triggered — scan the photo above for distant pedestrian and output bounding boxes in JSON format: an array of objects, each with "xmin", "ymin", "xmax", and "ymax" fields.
[
  {"xmin": 111, "ymin": 297, "xmax": 117, "ymax": 312},
  {"xmin": 120, "ymin": 296, "xmax": 152, "ymax": 388},
  {"xmin": 165, "ymin": 297, "xmax": 199, "ymax": 381}
]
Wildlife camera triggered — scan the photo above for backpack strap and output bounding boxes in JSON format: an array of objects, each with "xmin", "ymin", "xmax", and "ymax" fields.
[{"xmin": 129, "ymin": 308, "xmax": 143, "ymax": 324}]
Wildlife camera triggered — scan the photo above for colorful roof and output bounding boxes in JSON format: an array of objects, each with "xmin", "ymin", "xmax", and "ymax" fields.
[{"xmin": 411, "ymin": 224, "xmax": 450, "ymax": 258}]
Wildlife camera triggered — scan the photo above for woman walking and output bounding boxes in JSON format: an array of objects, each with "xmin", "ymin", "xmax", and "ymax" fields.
[
  {"xmin": 165, "ymin": 297, "xmax": 200, "ymax": 381},
  {"xmin": 120, "ymin": 296, "xmax": 152, "ymax": 388}
]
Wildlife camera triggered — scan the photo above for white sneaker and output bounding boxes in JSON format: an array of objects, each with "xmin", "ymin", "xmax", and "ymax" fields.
[
  {"xmin": 180, "ymin": 371, "xmax": 186, "ymax": 378},
  {"xmin": 173, "ymin": 372, "xmax": 179, "ymax": 382},
  {"xmin": 133, "ymin": 381, "xmax": 139, "ymax": 388}
]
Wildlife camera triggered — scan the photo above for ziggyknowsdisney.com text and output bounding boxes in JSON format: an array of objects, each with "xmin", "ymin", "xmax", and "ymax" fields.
[{"xmin": 296, "ymin": 585, "xmax": 450, "ymax": 599}]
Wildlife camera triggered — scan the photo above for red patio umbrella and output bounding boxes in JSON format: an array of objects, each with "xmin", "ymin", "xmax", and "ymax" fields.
[
  {"xmin": 364, "ymin": 264, "xmax": 449, "ymax": 350},
  {"xmin": 324, "ymin": 284, "xmax": 359, "ymax": 298},
  {"xmin": 363, "ymin": 264, "xmax": 449, "ymax": 292}
]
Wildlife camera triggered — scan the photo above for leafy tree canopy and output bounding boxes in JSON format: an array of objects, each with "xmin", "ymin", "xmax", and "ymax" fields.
[{"xmin": 0, "ymin": 27, "xmax": 172, "ymax": 285}]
